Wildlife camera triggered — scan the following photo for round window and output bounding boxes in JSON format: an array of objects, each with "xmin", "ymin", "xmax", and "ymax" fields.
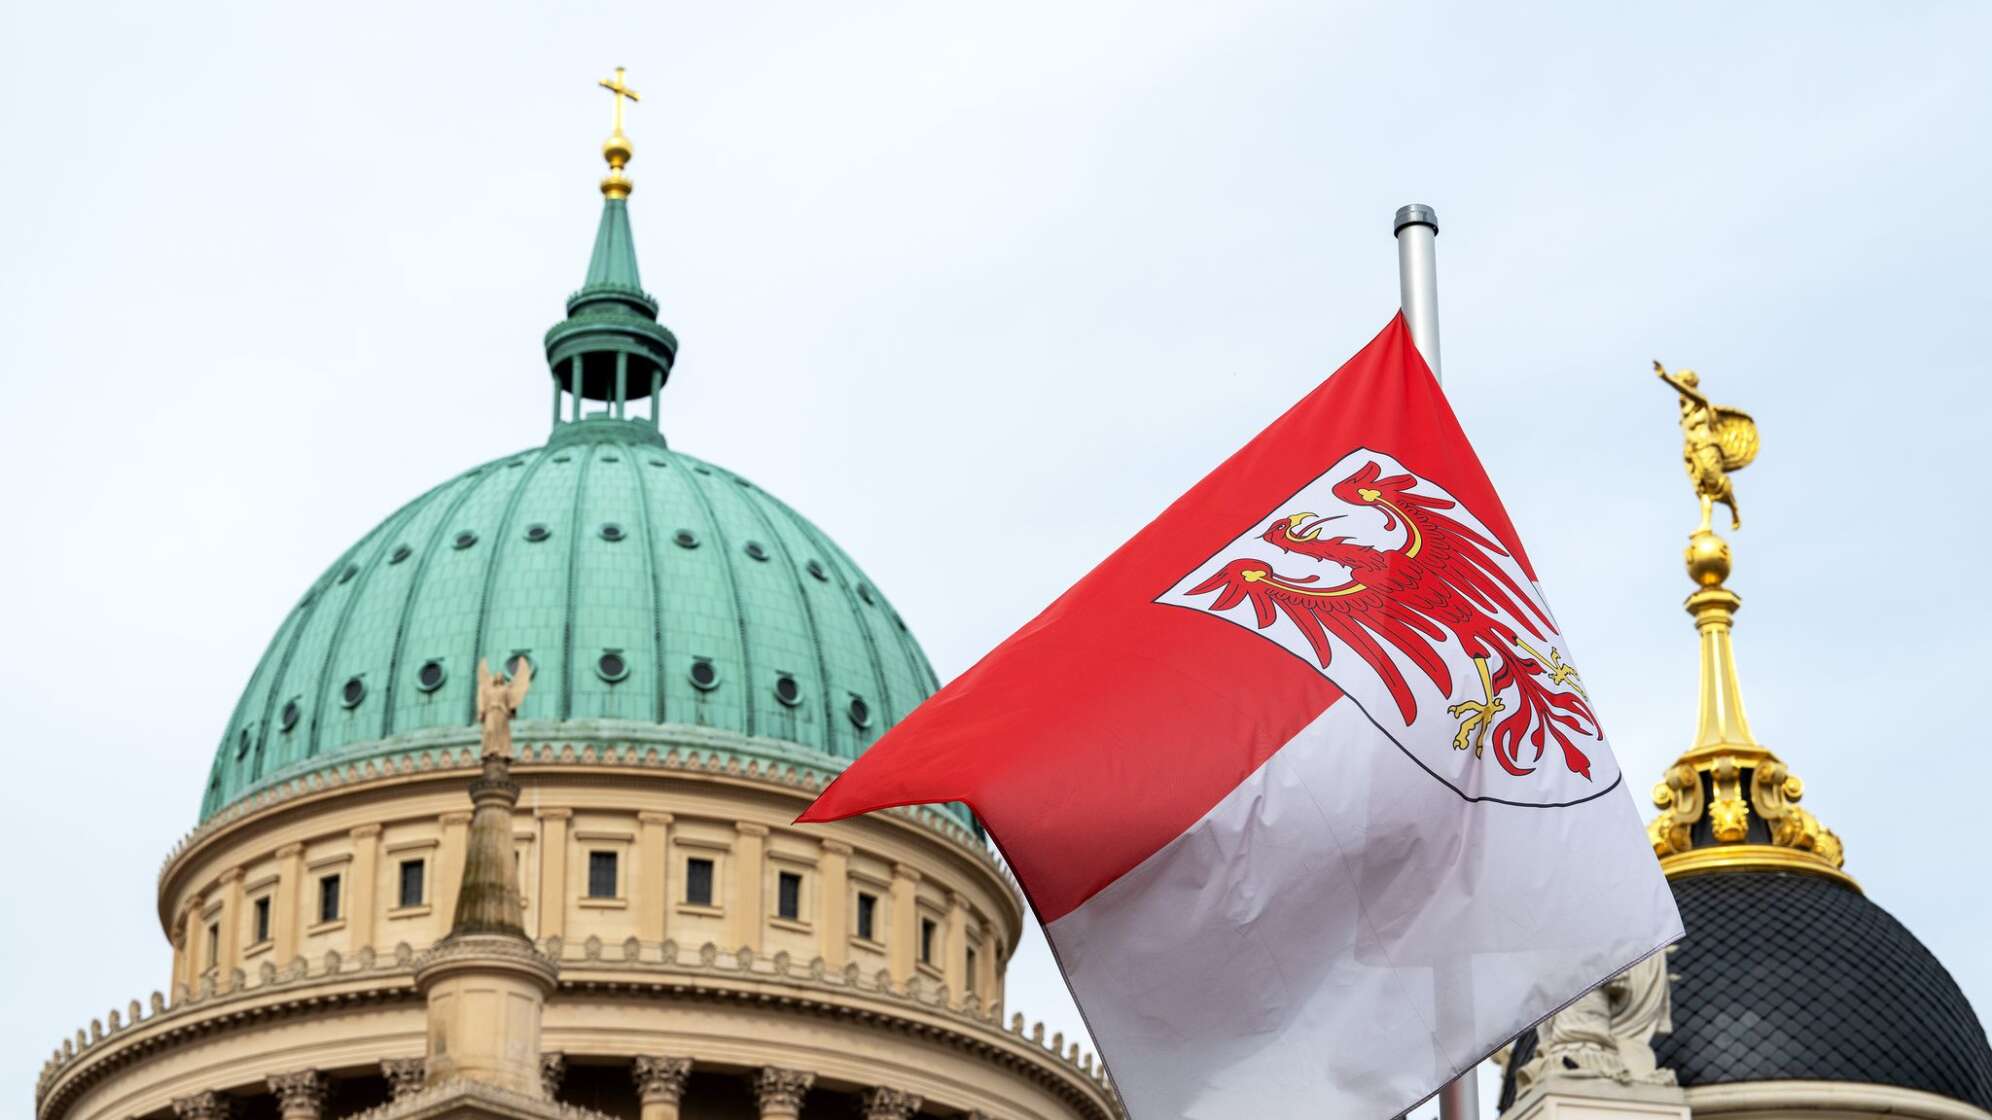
[
  {"xmin": 602, "ymin": 454, "xmax": 621, "ymax": 463},
  {"xmin": 805, "ymin": 559, "xmax": 827, "ymax": 581},
  {"xmin": 597, "ymin": 651, "xmax": 629, "ymax": 682},
  {"xmin": 649, "ymin": 459, "xmax": 668, "ymax": 468},
  {"xmin": 553, "ymin": 454, "xmax": 572, "ymax": 464},
  {"xmin": 280, "ymin": 700, "xmax": 301, "ymax": 732},
  {"xmin": 673, "ymin": 529, "xmax": 699, "ymax": 549},
  {"xmin": 508, "ymin": 459, "xmax": 526, "ymax": 469},
  {"xmin": 694, "ymin": 464, "xmax": 712, "ymax": 475},
  {"xmin": 337, "ymin": 563, "xmax": 359, "ymax": 585},
  {"xmin": 416, "ymin": 660, "xmax": 447, "ymax": 692},
  {"xmin": 848, "ymin": 696, "xmax": 872, "ymax": 728},
  {"xmin": 857, "ymin": 583, "xmax": 876, "ymax": 605},
  {"xmin": 744, "ymin": 540, "xmax": 769, "ymax": 561},
  {"xmin": 505, "ymin": 652, "xmax": 534, "ymax": 679},
  {"xmin": 689, "ymin": 659, "xmax": 718, "ymax": 690},
  {"xmin": 341, "ymin": 677, "xmax": 366, "ymax": 708},
  {"xmin": 600, "ymin": 522, "xmax": 626, "ymax": 542},
  {"xmin": 453, "ymin": 530, "xmax": 478, "ymax": 550},
  {"xmin": 389, "ymin": 544, "xmax": 412, "ymax": 565},
  {"xmin": 774, "ymin": 674, "xmax": 801, "ymax": 707},
  {"xmin": 236, "ymin": 727, "xmax": 252, "ymax": 757},
  {"xmin": 524, "ymin": 524, "xmax": 551, "ymax": 543}
]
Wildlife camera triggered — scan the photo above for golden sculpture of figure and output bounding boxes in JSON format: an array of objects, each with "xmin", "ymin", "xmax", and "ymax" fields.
[
  {"xmin": 1655, "ymin": 361, "xmax": 1758, "ymax": 531},
  {"xmin": 475, "ymin": 657, "xmax": 532, "ymax": 760}
]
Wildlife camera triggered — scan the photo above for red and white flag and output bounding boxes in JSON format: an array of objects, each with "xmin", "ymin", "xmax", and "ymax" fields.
[{"xmin": 800, "ymin": 315, "xmax": 1681, "ymax": 1119}]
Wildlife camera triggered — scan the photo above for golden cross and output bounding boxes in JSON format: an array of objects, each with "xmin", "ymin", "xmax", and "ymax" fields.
[{"xmin": 598, "ymin": 66, "xmax": 640, "ymax": 135}]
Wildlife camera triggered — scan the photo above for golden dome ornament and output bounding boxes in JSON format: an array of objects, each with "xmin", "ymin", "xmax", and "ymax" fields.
[{"xmin": 1643, "ymin": 362, "xmax": 1852, "ymax": 888}]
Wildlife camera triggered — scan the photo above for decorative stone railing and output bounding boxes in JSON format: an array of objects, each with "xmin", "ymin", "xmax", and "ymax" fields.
[
  {"xmin": 36, "ymin": 935, "xmax": 1116, "ymax": 1117},
  {"xmin": 158, "ymin": 732, "xmax": 1019, "ymax": 898}
]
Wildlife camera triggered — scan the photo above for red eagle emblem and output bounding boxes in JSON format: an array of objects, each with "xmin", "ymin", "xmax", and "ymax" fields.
[{"xmin": 1171, "ymin": 456, "xmax": 1602, "ymax": 787}]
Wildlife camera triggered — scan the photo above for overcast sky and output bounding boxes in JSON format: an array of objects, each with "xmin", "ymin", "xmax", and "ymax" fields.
[{"xmin": 4, "ymin": 3, "xmax": 1990, "ymax": 1116}]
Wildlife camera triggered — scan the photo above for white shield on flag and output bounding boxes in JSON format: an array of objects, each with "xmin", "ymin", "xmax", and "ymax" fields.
[{"xmin": 1157, "ymin": 448, "xmax": 1619, "ymax": 806}]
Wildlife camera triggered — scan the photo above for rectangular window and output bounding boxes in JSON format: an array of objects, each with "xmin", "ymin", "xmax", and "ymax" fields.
[
  {"xmin": 776, "ymin": 871, "xmax": 802, "ymax": 921},
  {"xmin": 856, "ymin": 892, "xmax": 877, "ymax": 941},
  {"xmin": 398, "ymin": 859, "xmax": 426, "ymax": 908},
  {"xmin": 206, "ymin": 922, "xmax": 220, "ymax": 967},
  {"xmin": 920, "ymin": 916, "xmax": 938, "ymax": 965},
  {"xmin": 587, "ymin": 850, "xmax": 619, "ymax": 899},
  {"xmin": 318, "ymin": 874, "xmax": 342, "ymax": 923},
  {"xmin": 685, "ymin": 857, "xmax": 715, "ymax": 906},
  {"xmin": 966, "ymin": 947, "xmax": 978, "ymax": 994},
  {"xmin": 252, "ymin": 896, "xmax": 272, "ymax": 944}
]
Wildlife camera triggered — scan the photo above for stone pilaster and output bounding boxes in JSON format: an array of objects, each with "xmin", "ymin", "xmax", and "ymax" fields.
[
  {"xmin": 540, "ymin": 1052, "xmax": 567, "ymax": 1099},
  {"xmin": 731, "ymin": 822, "xmax": 768, "ymax": 952},
  {"xmin": 819, "ymin": 840, "xmax": 851, "ymax": 970},
  {"xmin": 171, "ymin": 1091, "xmax": 230, "ymax": 1120},
  {"xmin": 215, "ymin": 868, "xmax": 245, "ymax": 988},
  {"xmin": 537, "ymin": 808, "xmax": 571, "ymax": 939},
  {"xmin": 637, "ymin": 811, "xmax": 673, "ymax": 942},
  {"xmin": 752, "ymin": 1067, "xmax": 814, "ymax": 1120},
  {"xmin": 380, "ymin": 1057, "xmax": 426, "ymax": 1099},
  {"xmin": 266, "ymin": 1069, "xmax": 327, "ymax": 1120},
  {"xmin": 888, "ymin": 863, "xmax": 920, "ymax": 985},
  {"xmin": 862, "ymin": 1086, "xmax": 923, "ymax": 1120},
  {"xmin": 273, "ymin": 843, "xmax": 305, "ymax": 961},
  {"xmin": 349, "ymin": 824, "xmax": 382, "ymax": 941},
  {"xmin": 633, "ymin": 1055, "xmax": 693, "ymax": 1120},
  {"xmin": 944, "ymin": 890, "xmax": 969, "ymax": 1005}
]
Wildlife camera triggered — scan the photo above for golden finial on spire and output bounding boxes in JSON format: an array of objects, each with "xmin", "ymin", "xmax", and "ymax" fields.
[
  {"xmin": 597, "ymin": 66, "xmax": 641, "ymax": 199},
  {"xmin": 1643, "ymin": 364, "xmax": 1850, "ymax": 888}
]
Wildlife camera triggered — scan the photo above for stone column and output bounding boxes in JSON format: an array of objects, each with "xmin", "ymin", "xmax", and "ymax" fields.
[
  {"xmin": 540, "ymin": 1052, "xmax": 567, "ymax": 1099},
  {"xmin": 266, "ymin": 1069, "xmax": 327, "ymax": 1120},
  {"xmin": 380, "ymin": 1058, "xmax": 426, "ymax": 1100},
  {"xmin": 633, "ymin": 1056, "xmax": 693, "ymax": 1120},
  {"xmin": 349, "ymin": 824, "xmax": 382, "ymax": 942},
  {"xmin": 862, "ymin": 1087, "xmax": 923, "ymax": 1120},
  {"xmin": 818, "ymin": 840, "xmax": 851, "ymax": 969},
  {"xmin": 943, "ymin": 891, "xmax": 969, "ymax": 1004},
  {"xmin": 215, "ymin": 869, "xmax": 245, "ymax": 988},
  {"xmin": 170, "ymin": 921, "xmax": 190, "ymax": 996},
  {"xmin": 273, "ymin": 843, "xmax": 305, "ymax": 961},
  {"xmin": 731, "ymin": 822, "xmax": 768, "ymax": 953},
  {"xmin": 171, "ymin": 1091, "xmax": 230, "ymax": 1120},
  {"xmin": 537, "ymin": 808, "xmax": 571, "ymax": 940},
  {"xmin": 436, "ymin": 811, "xmax": 473, "ymax": 921},
  {"xmin": 888, "ymin": 863, "xmax": 920, "ymax": 985},
  {"xmin": 637, "ymin": 811, "xmax": 673, "ymax": 943},
  {"xmin": 752, "ymin": 1067, "xmax": 814, "ymax": 1120}
]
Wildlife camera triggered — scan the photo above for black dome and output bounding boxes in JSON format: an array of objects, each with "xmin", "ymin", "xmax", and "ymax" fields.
[{"xmin": 1500, "ymin": 871, "xmax": 1992, "ymax": 1112}]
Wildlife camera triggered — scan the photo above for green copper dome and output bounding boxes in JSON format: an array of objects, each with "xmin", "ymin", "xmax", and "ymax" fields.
[
  {"xmin": 199, "ymin": 153, "xmax": 941, "ymax": 823},
  {"xmin": 201, "ymin": 419, "xmax": 939, "ymax": 821}
]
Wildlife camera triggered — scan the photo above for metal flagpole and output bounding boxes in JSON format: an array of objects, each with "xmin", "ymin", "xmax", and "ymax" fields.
[
  {"xmin": 1394, "ymin": 204, "xmax": 1442, "ymax": 383},
  {"xmin": 1392, "ymin": 202, "xmax": 1479, "ymax": 1120}
]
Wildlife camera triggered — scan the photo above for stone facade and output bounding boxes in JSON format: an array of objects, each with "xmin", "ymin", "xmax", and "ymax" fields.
[{"xmin": 35, "ymin": 748, "xmax": 1117, "ymax": 1120}]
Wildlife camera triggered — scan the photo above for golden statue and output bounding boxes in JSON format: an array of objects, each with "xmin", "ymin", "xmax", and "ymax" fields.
[
  {"xmin": 1655, "ymin": 361, "xmax": 1758, "ymax": 531},
  {"xmin": 475, "ymin": 657, "xmax": 532, "ymax": 760}
]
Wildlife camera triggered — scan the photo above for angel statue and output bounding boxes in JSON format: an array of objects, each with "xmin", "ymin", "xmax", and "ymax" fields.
[
  {"xmin": 1655, "ymin": 361, "xmax": 1758, "ymax": 531},
  {"xmin": 474, "ymin": 657, "xmax": 531, "ymax": 760}
]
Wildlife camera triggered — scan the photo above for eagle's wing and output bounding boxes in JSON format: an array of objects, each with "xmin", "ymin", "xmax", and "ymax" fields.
[{"xmin": 1188, "ymin": 560, "xmax": 1453, "ymax": 725}]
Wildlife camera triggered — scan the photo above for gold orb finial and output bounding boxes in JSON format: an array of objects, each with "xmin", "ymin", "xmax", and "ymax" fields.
[{"xmin": 596, "ymin": 66, "xmax": 640, "ymax": 199}]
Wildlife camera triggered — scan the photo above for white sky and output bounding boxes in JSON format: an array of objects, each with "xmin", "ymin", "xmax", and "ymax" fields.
[{"xmin": 4, "ymin": 3, "xmax": 1990, "ymax": 1116}]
